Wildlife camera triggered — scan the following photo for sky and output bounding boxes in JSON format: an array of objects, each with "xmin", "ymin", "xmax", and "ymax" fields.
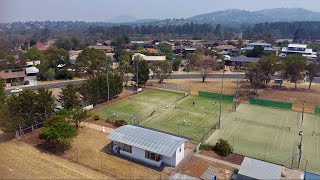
[{"xmin": 1, "ymin": 0, "xmax": 320, "ymax": 23}]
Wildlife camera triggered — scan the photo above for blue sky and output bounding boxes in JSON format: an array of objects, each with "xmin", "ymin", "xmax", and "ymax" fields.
[{"xmin": 1, "ymin": 0, "xmax": 320, "ymax": 22}]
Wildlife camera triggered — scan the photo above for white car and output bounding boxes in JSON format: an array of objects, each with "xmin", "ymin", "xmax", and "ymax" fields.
[
  {"xmin": 223, "ymin": 55, "xmax": 231, "ymax": 61},
  {"xmin": 54, "ymin": 105, "xmax": 64, "ymax": 113},
  {"xmin": 10, "ymin": 88, "xmax": 23, "ymax": 93}
]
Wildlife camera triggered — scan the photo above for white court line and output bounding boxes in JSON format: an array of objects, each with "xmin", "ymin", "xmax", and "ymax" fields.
[
  {"xmin": 279, "ymin": 114, "xmax": 289, "ymax": 150},
  {"xmin": 273, "ymin": 111, "xmax": 284, "ymax": 149}
]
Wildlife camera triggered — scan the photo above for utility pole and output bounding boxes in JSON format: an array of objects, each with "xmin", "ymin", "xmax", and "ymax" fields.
[{"xmin": 218, "ymin": 69, "xmax": 225, "ymax": 129}]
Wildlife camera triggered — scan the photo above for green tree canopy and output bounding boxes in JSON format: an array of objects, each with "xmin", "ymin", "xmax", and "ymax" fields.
[
  {"xmin": 39, "ymin": 116, "xmax": 77, "ymax": 151},
  {"xmin": 77, "ymin": 48, "xmax": 109, "ymax": 77},
  {"xmin": 284, "ymin": 55, "xmax": 307, "ymax": 89},
  {"xmin": 152, "ymin": 61, "xmax": 172, "ymax": 84},
  {"xmin": 132, "ymin": 57, "xmax": 149, "ymax": 87},
  {"xmin": 59, "ymin": 83, "xmax": 81, "ymax": 110},
  {"xmin": 26, "ymin": 47, "xmax": 45, "ymax": 60},
  {"xmin": 307, "ymin": 61, "xmax": 319, "ymax": 90}
]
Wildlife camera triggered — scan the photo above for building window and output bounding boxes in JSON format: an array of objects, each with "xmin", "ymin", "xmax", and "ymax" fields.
[
  {"xmin": 145, "ymin": 151, "xmax": 161, "ymax": 161},
  {"xmin": 123, "ymin": 144, "xmax": 132, "ymax": 153},
  {"xmin": 179, "ymin": 148, "xmax": 181, "ymax": 153}
]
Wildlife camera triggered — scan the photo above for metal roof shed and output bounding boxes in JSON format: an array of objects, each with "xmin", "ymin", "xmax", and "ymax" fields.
[
  {"xmin": 108, "ymin": 125, "xmax": 188, "ymax": 167},
  {"xmin": 238, "ymin": 157, "xmax": 283, "ymax": 180},
  {"xmin": 304, "ymin": 172, "xmax": 320, "ymax": 180}
]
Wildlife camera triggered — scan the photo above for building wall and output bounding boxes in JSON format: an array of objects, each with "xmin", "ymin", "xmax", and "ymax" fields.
[{"xmin": 175, "ymin": 143, "xmax": 185, "ymax": 166}]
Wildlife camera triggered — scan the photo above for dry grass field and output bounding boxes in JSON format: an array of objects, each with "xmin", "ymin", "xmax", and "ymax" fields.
[
  {"xmin": 0, "ymin": 139, "xmax": 111, "ymax": 179},
  {"xmin": 153, "ymin": 78, "xmax": 320, "ymax": 113},
  {"xmin": 63, "ymin": 127, "xmax": 165, "ymax": 180}
]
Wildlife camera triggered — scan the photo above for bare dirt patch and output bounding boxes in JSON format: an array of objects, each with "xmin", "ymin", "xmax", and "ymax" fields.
[
  {"xmin": 200, "ymin": 151, "xmax": 245, "ymax": 166},
  {"xmin": 181, "ymin": 156, "xmax": 235, "ymax": 179}
]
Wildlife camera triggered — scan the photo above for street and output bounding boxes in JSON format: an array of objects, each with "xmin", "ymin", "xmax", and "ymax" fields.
[{"xmin": 5, "ymin": 74, "xmax": 320, "ymax": 95}]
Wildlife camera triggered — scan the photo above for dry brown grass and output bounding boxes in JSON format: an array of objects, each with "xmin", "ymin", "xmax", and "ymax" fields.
[
  {"xmin": 64, "ymin": 127, "xmax": 165, "ymax": 180},
  {"xmin": 0, "ymin": 139, "xmax": 111, "ymax": 179},
  {"xmin": 151, "ymin": 78, "xmax": 320, "ymax": 113}
]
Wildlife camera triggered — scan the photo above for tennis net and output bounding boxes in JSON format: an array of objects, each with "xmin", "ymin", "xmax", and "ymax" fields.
[
  {"xmin": 234, "ymin": 118, "xmax": 291, "ymax": 132},
  {"xmin": 312, "ymin": 131, "xmax": 320, "ymax": 136}
]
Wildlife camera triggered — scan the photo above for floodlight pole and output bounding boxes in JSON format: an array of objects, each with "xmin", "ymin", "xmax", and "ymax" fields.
[
  {"xmin": 218, "ymin": 69, "xmax": 225, "ymax": 129},
  {"xmin": 298, "ymin": 131, "xmax": 303, "ymax": 169},
  {"xmin": 107, "ymin": 68, "xmax": 110, "ymax": 101},
  {"xmin": 136, "ymin": 59, "xmax": 139, "ymax": 93},
  {"xmin": 301, "ymin": 101, "xmax": 305, "ymax": 126}
]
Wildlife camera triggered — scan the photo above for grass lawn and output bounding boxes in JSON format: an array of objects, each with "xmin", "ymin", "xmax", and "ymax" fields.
[{"xmin": 210, "ymin": 103, "xmax": 320, "ymax": 173}]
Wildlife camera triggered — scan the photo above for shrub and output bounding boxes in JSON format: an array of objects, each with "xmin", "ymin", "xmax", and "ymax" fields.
[
  {"xmin": 112, "ymin": 120, "xmax": 127, "ymax": 127},
  {"xmin": 57, "ymin": 69, "xmax": 75, "ymax": 80},
  {"xmin": 213, "ymin": 138, "xmax": 233, "ymax": 157},
  {"xmin": 199, "ymin": 144, "xmax": 213, "ymax": 151},
  {"xmin": 93, "ymin": 115, "xmax": 100, "ymax": 121}
]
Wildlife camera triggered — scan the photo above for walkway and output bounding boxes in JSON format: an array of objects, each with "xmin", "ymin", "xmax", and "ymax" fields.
[
  {"xmin": 80, "ymin": 122, "xmax": 114, "ymax": 134},
  {"xmin": 195, "ymin": 153, "xmax": 241, "ymax": 169}
]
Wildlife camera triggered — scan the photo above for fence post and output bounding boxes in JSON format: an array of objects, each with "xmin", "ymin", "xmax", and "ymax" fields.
[
  {"xmin": 264, "ymin": 143, "xmax": 267, "ymax": 160},
  {"xmin": 31, "ymin": 124, "xmax": 34, "ymax": 132}
]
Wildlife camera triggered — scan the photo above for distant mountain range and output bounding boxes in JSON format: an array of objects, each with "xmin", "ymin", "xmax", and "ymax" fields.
[{"xmin": 121, "ymin": 8, "xmax": 320, "ymax": 26}]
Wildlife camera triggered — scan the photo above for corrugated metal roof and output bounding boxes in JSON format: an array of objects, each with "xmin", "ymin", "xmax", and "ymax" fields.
[
  {"xmin": 229, "ymin": 56, "xmax": 260, "ymax": 63},
  {"xmin": 108, "ymin": 125, "xmax": 187, "ymax": 157},
  {"xmin": 304, "ymin": 172, "xmax": 320, "ymax": 180},
  {"xmin": 200, "ymin": 167, "xmax": 219, "ymax": 180},
  {"xmin": 239, "ymin": 157, "xmax": 283, "ymax": 180}
]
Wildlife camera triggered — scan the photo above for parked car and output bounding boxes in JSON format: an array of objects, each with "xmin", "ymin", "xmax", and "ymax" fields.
[
  {"xmin": 223, "ymin": 55, "xmax": 231, "ymax": 60},
  {"xmin": 10, "ymin": 88, "xmax": 23, "ymax": 93}
]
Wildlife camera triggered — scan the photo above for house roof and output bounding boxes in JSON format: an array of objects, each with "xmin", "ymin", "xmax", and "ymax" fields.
[
  {"xmin": 238, "ymin": 157, "xmax": 283, "ymax": 180},
  {"xmin": 34, "ymin": 43, "xmax": 48, "ymax": 51},
  {"xmin": 0, "ymin": 70, "xmax": 25, "ymax": 79},
  {"xmin": 229, "ymin": 56, "xmax": 260, "ymax": 63},
  {"xmin": 25, "ymin": 67, "xmax": 39, "ymax": 74},
  {"xmin": 214, "ymin": 45, "xmax": 237, "ymax": 50},
  {"xmin": 200, "ymin": 167, "xmax": 219, "ymax": 180},
  {"xmin": 108, "ymin": 125, "xmax": 188, "ymax": 157},
  {"xmin": 144, "ymin": 48, "xmax": 160, "ymax": 54},
  {"xmin": 132, "ymin": 53, "xmax": 166, "ymax": 61},
  {"xmin": 88, "ymin": 45, "xmax": 114, "ymax": 51}
]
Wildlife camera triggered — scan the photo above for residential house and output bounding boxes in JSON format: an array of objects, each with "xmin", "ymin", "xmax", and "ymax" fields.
[
  {"xmin": 281, "ymin": 44, "xmax": 317, "ymax": 60},
  {"xmin": 214, "ymin": 45, "xmax": 239, "ymax": 56},
  {"xmin": 34, "ymin": 43, "xmax": 48, "ymax": 51},
  {"xmin": 242, "ymin": 42, "xmax": 275, "ymax": 52},
  {"xmin": 132, "ymin": 53, "xmax": 166, "ymax": 63},
  {"xmin": 226, "ymin": 56, "xmax": 260, "ymax": 66},
  {"xmin": 108, "ymin": 125, "xmax": 188, "ymax": 167},
  {"xmin": 0, "ymin": 70, "xmax": 25, "ymax": 84},
  {"xmin": 88, "ymin": 45, "xmax": 114, "ymax": 53}
]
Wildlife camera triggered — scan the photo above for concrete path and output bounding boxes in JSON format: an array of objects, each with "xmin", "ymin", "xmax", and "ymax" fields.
[
  {"xmin": 80, "ymin": 122, "xmax": 114, "ymax": 134},
  {"xmin": 195, "ymin": 153, "xmax": 241, "ymax": 169}
]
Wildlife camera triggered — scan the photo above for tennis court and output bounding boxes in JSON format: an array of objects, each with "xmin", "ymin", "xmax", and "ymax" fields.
[
  {"xmin": 210, "ymin": 103, "xmax": 320, "ymax": 173},
  {"xmin": 141, "ymin": 95, "xmax": 235, "ymax": 143},
  {"xmin": 92, "ymin": 89, "xmax": 185, "ymax": 123},
  {"xmin": 92, "ymin": 89, "xmax": 235, "ymax": 143}
]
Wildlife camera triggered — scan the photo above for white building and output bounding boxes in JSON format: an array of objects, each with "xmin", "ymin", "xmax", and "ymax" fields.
[
  {"xmin": 242, "ymin": 42, "xmax": 275, "ymax": 52},
  {"xmin": 108, "ymin": 125, "xmax": 187, "ymax": 167},
  {"xmin": 132, "ymin": 53, "xmax": 166, "ymax": 63},
  {"xmin": 281, "ymin": 44, "xmax": 317, "ymax": 59}
]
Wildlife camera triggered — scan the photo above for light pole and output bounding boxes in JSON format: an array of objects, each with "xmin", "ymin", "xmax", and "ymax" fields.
[
  {"xmin": 106, "ymin": 57, "xmax": 110, "ymax": 102},
  {"xmin": 218, "ymin": 69, "xmax": 225, "ymax": 129},
  {"xmin": 298, "ymin": 130, "xmax": 303, "ymax": 169},
  {"xmin": 136, "ymin": 59, "xmax": 139, "ymax": 93}
]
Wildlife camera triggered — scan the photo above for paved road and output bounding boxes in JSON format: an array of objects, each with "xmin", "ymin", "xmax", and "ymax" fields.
[{"xmin": 5, "ymin": 74, "xmax": 320, "ymax": 95}]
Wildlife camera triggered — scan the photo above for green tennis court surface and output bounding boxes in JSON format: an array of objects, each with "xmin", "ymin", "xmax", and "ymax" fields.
[
  {"xmin": 210, "ymin": 103, "xmax": 320, "ymax": 173},
  {"xmin": 92, "ymin": 89, "xmax": 234, "ymax": 143}
]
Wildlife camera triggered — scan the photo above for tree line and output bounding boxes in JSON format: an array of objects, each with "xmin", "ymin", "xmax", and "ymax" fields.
[{"xmin": 245, "ymin": 54, "xmax": 319, "ymax": 93}]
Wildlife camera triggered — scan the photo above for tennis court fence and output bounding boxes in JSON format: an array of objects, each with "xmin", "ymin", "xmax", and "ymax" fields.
[
  {"xmin": 315, "ymin": 107, "xmax": 320, "ymax": 115},
  {"xmin": 146, "ymin": 82, "xmax": 191, "ymax": 93},
  {"xmin": 234, "ymin": 117, "xmax": 291, "ymax": 132},
  {"xmin": 198, "ymin": 91, "xmax": 234, "ymax": 101},
  {"xmin": 249, "ymin": 97, "xmax": 292, "ymax": 110}
]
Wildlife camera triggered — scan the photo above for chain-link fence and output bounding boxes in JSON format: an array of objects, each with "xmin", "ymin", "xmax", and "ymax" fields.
[{"xmin": 146, "ymin": 82, "xmax": 191, "ymax": 94}]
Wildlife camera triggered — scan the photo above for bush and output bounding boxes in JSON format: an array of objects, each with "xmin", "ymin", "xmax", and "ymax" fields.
[
  {"xmin": 57, "ymin": 69, "xmax": 75, "ymax": 80},
  {"xmin": 93, "ymin": 115, "xmax": 100, "ymax": 121},
  {"xmin": 112, "ymin": 120, "xmax": 127, "ymax": 127},
  {"xmin": 213, "ymin": 138, "xmax": 233, "ymax": 157},
  {"xmin": 199, "ymin": 144, "xmax": 213, "ymax": 151}
]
